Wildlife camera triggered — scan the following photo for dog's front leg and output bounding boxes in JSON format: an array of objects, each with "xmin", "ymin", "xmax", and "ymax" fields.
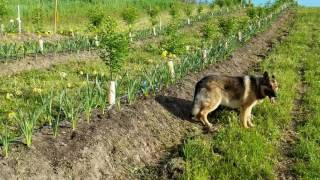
[
  {"xmin": 240, "ymin": 107, "xmax": 249, "ymax": 128},
  {"xmin": 247, "ymin": 106, "xmax": 254, "ymax": 127}
]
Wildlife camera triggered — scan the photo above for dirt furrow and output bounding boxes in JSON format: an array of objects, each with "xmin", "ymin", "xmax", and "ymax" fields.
[
  {"xmin": 277, "ymin": 62, "xmax": 307, "ymax": 180},
  {"xmin": 0, "ymin": 10, "xmax": 295, "ymax": 180}
]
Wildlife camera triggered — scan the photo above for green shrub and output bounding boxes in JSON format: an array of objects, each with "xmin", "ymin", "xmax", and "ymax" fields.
[
  {"xmin": 147, "ymin": 6, "xmax": 160, "ymax": 26},
  {"xmin": 218, "ymin": 17, "xmax": 237, "ymax": 36},
  {"xmin": 169, "ymin": 2, "xmax": 179, "ymax": 19},
  {"xmin": 161, "ymin": 32, "xmax": 185, "ymax": 55},
  {"xmin": 31, "ymin": 6, "xmax": 45, "ymax": 32},
  {"xmin": 184, "ymin": 4, "xmax": 193, "ymax": 17},
  {"xmin": 0, "ymin": 0, "xmax": 8, "ymax": 21},
  {"xmin": 121, "ymin": 7, "xmax": 139, "ymax": 28},
  {"xmin": 201, "ymin": 21, "xmax": 221, "ymax": 42},
  {"xmin": 100, "ymin": 32, "xmax": 128, "ymax": 80},
  {"xmin": 88, "ymin": 7, "xmax": 105, "ymax": 28}
]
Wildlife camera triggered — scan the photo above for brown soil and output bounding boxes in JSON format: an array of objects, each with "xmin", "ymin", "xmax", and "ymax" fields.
[
  {"xmin": 0, "ymin": 10, "xmax": 295, "ymax": 179},
  {"xmin": 0, "ymin": 51, "xmax": 97, "ymax": 76}
]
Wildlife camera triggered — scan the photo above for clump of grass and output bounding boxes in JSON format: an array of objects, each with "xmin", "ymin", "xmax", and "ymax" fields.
[
  {"xmin": 81, "ymin": 76, "xmax": 97, "ymax": 122},
  {"xmin": 61, "ymin": 89, "xmax": 82, "ymax": 131},
  {"xmin": 40, "ymin": 89, "xmax": 54, "ymax": 126},
  {"xmin": 15, "ymin": 106, "xmax": 42, "ymax": 147},
  {"xmin": 0, "ymin": 121, "xmax": 12, "ymax": 158}
]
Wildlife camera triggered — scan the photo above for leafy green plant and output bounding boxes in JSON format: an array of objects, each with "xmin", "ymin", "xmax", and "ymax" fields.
[
  {"xmin": 0, "ymin": 0, "xmax": 8, "ymax": 21},
  {"xmin": 218, "ymin": 17, "xmax": 237, "ymax": 37},
  {"xmin": 81, "ymin": 76, "xmax": 97, "ymax": 122},
  {"xmin": 61, "ymin": 89, "xmax": 82, "ymax": 131},
  {"xmin": 0, "ymin": 121, "xmax": 11, "ymax": 157},
  {"xmin": 121, "ymin": 7, "xmax": 139, "ymax": 31},
  {"xmin": 31, "ymin": 5, "xmax": 45, "ymax": 32},
  {"xmin": 52, "ymin": 92, "xmax": 64, "ymax": 138},
  {"xmin": 15, "ymin": 107, "xmax": 42, "ymax": 147},
  {"xmin": 94, "ymin": 75, "xmax": 107, "ymax": 114},
  {"xmin": 184, "ymin": 4, "xmax": 193, "ymax": 20},
  {"xmin": 169, "ymin": 2, "xmax": 179, "ymax": 19},
  {"xmin": 99, "ymin": 32, "xmax": 128, "ymax": 80},
  {"xmin": 201, "ymin": 21, "xmax": 221, "ymax": 43},
  {"xmin": 88, "ymin": 7, "xmax": 105, "ymax": 28},
  {"xmin": 40, "ymin": 90, "xmax": 54, "ymax": 126},
  {"xmin": 161, "ymin": 31, "xmax": 185, "ymax": 55}
]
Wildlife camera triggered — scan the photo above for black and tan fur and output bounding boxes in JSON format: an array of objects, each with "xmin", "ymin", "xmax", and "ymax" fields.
[{"xmin": 191, "ymin": 71, "xmax": 278, "ymax": 129}]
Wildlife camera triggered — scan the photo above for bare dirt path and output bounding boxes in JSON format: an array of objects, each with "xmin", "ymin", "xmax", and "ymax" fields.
[{"xmin": 0, "ymin": 10, "xmax": 295, "ymax": 179}]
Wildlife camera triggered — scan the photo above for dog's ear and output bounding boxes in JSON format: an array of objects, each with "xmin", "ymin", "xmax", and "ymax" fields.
[{"xmin": 263, "ymin": 71, "xmax": 270, "ymax": 80}]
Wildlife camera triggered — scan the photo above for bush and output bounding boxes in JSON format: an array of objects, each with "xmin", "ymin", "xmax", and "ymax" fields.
[
  {"xmin": 184, "ymin": 4, "xmax": 193, "ymax": 17},
  {"xmin": 161, "ymin": 30, "xmax": 185, "ymax": 55},
  {"xmin": 169, "ymin": 2, "xmax": 179, "ymax": 19},
  {"xmin": 247, "ymin": 7, "xmax": 265, "ymax": 19},
  {"xmin": 97, "ymin": 16, "xmax": 128, "ymax": 80},
  {"xmin": 201, "ymin": 21, "xmax": 221, "ymax": 42},
  {"xmin": 121, "ymin": 7, "xmax": 139, "ymax": 27},
  {"xmin": 88, "ymin": 7, "xmax": 105, "ymax": 28},
  {"xmin": 218, "ymin": 17, "xmax": 237, "ymax": 36},
  {"xmin": 0, "ymin": 0, "xmax": 8, "ymax": 20},
  {"xmin": 31, "ymin": 6, "xmax": 45, "ymax": 32},
  {"xmin": 147, "ymin": 6, "xmax": 160, "ymax": 26}
]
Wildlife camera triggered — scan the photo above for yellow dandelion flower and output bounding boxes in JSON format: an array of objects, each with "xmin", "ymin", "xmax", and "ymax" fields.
[
  {"xmin": 33, "ymin": 88, "xmax": 42, "ymax": 94},
  {"xmin": 15, "ymin": 90, "xmax": 23, "ymax": 96},
  {"xmin": 6, "ymin": 93, "xmax": 13, "ymax": 100},
  {"xmin": 8, "ymin": 112, "xmax": 16, "ymax": 119},
  {"xmin": 81, "ymin": 81, "xmax": 87, "ymax": 86},
  {"xmin": 79, "ymin": 71, "xmax": 84, "ymax": 75},
  {"xmin": 161, "ymin": 50, "xmax": 168, "ymax": 59},
  {"xmin": 60, "ymin": 72, "xmax": 67, "ymax": 78},
  {"xmin": 67, "ymin": 83, "xmax": 72, "ymax": 88}
]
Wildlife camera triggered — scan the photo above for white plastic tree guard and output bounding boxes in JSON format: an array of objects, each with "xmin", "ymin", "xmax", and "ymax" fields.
[
  {"xmin": 202, "ymin": 49, "xmax": 207, "ymax": 59},
  {"xmin": 17, "ymin": 5, "xmax": 22, "ymax": 33},
  {"xmin": 129, "ymin": 32, "xmax": 133, "ymax": 42},
  {"xmin": 153, "ymin": 26, "xmax": 157, "ymax": 36},
  {"xmin": 109, "ymin": 81, "xmax": 116, "ymax": 106},
  {"xmin": 238, "ymin": 31, "xmax": 242, "ymax": 42},
  {"xmin": 95, "ymin": 35, "xmax": 99, "ymax": 47},
  {"xmin": 39, "ymin": 39, "xmax": 44, "ymax": 54},
  {"xmin": 167, "ymin": 60, "xmax": 175, "ymax": 78}
]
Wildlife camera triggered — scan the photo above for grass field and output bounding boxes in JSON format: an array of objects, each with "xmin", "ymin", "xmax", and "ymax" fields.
[
  {"xmin": 2, "ymin": 0, "xmax": 208, "ymax": 33},
  {"xmin": 181, "ymin": 7, "xmax": 320, "ymax": 179}
]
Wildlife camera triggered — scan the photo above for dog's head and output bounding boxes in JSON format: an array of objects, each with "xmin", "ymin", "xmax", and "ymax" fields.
[{"xmin": 261, "ymin": 71, "xmax": 278, "ymax": 103}]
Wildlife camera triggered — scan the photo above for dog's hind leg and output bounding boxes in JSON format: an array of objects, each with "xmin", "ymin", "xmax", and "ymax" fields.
[{"xmin": 199, "ymin": 92, "xmax": 222, "ymax": 130}]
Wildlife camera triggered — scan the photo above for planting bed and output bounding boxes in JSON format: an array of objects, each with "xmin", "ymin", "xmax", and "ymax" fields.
[{"xmin": 0, "ymin": 7, "xmax": 295, "ymax": 179}]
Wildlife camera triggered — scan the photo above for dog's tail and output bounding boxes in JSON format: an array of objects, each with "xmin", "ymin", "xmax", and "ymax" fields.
[{"xmin": 190, "ymin": 81, "xmax": 202, "ymax": 119}]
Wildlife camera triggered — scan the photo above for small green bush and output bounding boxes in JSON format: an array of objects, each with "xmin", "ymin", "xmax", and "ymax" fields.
[
  {"xmin": 100, "ymin": 32, "xmax": 129, "ymax": 80},
  {"xmin": 218, "ymin": 17, "xmax": 237, "ymax": 36},
  {"xmin": 201, "ymin": 21, "xmax": 221, "ymax": 42},
  {"xmin": 0, "ymin": 0, "xmax": 8, "ymax": 21},
  {"xmin": 31, "ymin": 6, "xmax": 45, "ymax": 32},
  {"xmin": 121, "ymin": 7, "xmax": 139, "ymax": 28}
]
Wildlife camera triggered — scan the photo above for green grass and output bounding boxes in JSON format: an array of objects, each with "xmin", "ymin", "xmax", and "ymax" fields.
[
  {"xmin": 181, "ymin": 7, "xmax": 320, "ymax": 180},
  {"xmin": 291, "ymin": 8, "xmax": 320, "ymax": 178},
  {"xmin": 2, "ymin": 0, "xmax": 208, "ymax": 33}
]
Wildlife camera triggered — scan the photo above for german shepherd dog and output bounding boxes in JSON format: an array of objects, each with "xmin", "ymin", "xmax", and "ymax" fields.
[{"xmin": 191, "ymin": 71, "xmax": 278, "ymax": 129}]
